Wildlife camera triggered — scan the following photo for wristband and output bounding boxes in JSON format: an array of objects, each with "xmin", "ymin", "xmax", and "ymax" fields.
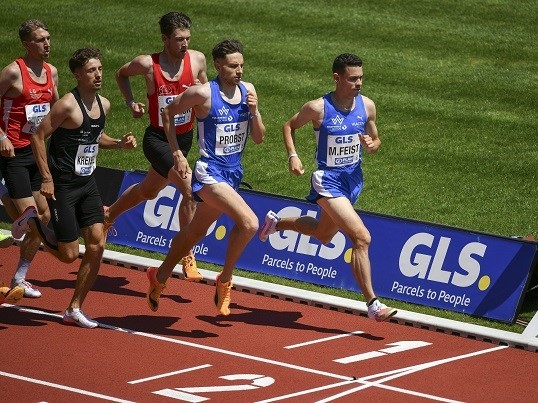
[
  {"xmin": 0, "ymin": 135, "xmax": 7, "ymax": 141},
  {"xmin": 42, "ymin": 179, "xmax": 52, "ymax": 183},
  {"xmin": 288, "ymin": 153, "xmax": 298, "ymax": 161},
  {"xmin": 250, "ymin": 112, "xmax": 259, "ymax": 119},
  {"xmin": 125, "ymin": 99, "xmax": 135, "ymax": 107}
]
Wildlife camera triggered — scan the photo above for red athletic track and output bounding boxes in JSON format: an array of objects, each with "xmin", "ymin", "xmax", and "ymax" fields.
[{"xmin": 1, "ymin": 244, "xmax": 536, "ymax": 402}]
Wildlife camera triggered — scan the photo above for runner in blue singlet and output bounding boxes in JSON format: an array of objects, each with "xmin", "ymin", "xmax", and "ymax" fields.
[
  {"xmin": 260, "ymin": 53, "xmax": 397, "ymax": 323},
  {"xmin": 144, "ymin": 39, "xmax": 266, "ymax": 316}
]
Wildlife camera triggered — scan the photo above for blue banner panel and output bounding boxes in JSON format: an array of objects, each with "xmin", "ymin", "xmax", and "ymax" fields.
[{"xmin": 107, "ymin": 171, "xmax": 537, "ymax": 322}]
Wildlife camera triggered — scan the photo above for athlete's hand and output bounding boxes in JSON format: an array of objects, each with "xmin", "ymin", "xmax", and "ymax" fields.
[
  {"xmin": 0, "ymin": 137, "xmax": 15, "ymax": 158},
  {"xmin": 173, "ymin": 151, "xmax": 191, "ymax": 180},
  {"xmin": 288, "ymin": 155, "xmax": 304, "ymax": 176},
  {"xmin": 246, "ymin": 91, "xmax": 258, "ymax": 116},
  {"xmin": 40, "ymin": 181, "xmax": 56, "ymax": 200},
  {"xmin": 130, "ymin": 102, "xmax": 146, "ymax": 119},
  {"xmin": 119, "ymin": 132, "xmax": 137, "ymax": 149},
  {"xmin": 359, "ymin": 133, "xmax": 376, "ymax": 153}
]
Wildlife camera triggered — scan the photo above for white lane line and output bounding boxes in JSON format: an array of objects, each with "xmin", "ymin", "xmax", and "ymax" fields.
[
  {"xmin": 318, "ymin": 345, "xmax": 509, "ymax": 402},
  {"xmin": 284, "ymin": 330, "xmax": 365, "ymax": 349},
  {"xmin": 0, "ymin": 370, "xmax": 134, "ymax": 403},
  {"xmin": 7, "ymin": 305, "xmax": 352, "ymax": 381},
  {"xmin": 256, "ymin": 345, "xmax": 508, "ymax": 402},
  {"xmin": 128, "ymin": 364, "xmax": 213, "ymax": 384}
]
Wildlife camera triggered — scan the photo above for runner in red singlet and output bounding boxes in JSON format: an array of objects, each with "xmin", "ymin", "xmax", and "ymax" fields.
[
  {"xmin": 105, "ymin": 11, "xmax": 207, "ymax": 282},
  {"xmin": 0, "ymin": 19, "xmax": 59, "ymax": 298}
]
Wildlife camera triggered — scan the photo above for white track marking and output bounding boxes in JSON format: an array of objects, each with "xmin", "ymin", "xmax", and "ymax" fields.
[
  {"xmin": 334, "ymin": 341, "xmax": 432, "ymax": 363},
  {"xmin": 0, "ymin": 370, "xmax": 134, "ymax": 403},
  {"xmin": 323, "ymin": 345, "xmax": 509, "ymax": 402},
  {"xmin": 284, "ymin": 330, "xmax": 365, "ymax": 349},
  {"xmin": 6, "ymin": 305, "xmax": 352, "ymax": 381},
  {"xmin": 256, "ymin": 345, "xmax": 508, "ymax": 402},
  {"xmin": 2, "ymin": 303, "xmax": 511, "ymax": 402},
  {"xmin": 128, "ymin": 364, "xmax": 213, "ymax": 384}
]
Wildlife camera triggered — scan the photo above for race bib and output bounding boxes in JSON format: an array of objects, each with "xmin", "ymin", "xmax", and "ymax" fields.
[
  {"xmin": 22, "ymin": 103, "xmax": 50, "ymax": 134},
  {"xmin": 215, "ymin": 121, "xmax": 249, "ymax": 156},
  {"xmin": 75, "ymin": 144, "xmax": 99, "ymax": 176},
  {"xmin": 326, "ymin": 134, "xmax": 361, "ymax": 167},
  {"xmin": 157, "ymin": 95, "xmax": 192, "ymax": 127}
]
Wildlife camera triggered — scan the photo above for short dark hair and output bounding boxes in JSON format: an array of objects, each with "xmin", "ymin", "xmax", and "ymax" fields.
[
  {"xmin": 159, "ymin": 12, "xmax": 192, "ymax": 36},
  {"xmin": 19, "ymin": 19, "xmax": 48, "ymax": 41},
  {"xmin": 332, "ymin": 53, "xmax": 363, "ymax": 74},
  {"xmin": 69, "ymin": 47, "xmax": 102, "ymax": 73},
  {"xmin": 212, "ymin": 39, "xmax": 243, "ymax": 61}
]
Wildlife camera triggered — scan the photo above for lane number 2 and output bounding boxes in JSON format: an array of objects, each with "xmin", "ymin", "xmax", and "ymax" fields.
[{"xmin": 153, "ymin": 373, "xmax": 275, "ymax": 402}]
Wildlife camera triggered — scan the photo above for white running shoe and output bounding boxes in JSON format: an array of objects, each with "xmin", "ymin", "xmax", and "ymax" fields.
[
  {"xmin": 367, "ymin": 299, "xmax": 397, "ymax": 322},
  {"xmin": 259, "ymin": 210, "xmax": 280, "ymax": 242},
  {"xmin": 63, "ymin": 308, "xmax": 99, "ymax": 329},
  {"xmin": 11, "ymin": 206, "xmax": 37, "ymax": 239},
  {"xmin": 11, "ymin": 279, "xmax": 42, "ymax": 298}
]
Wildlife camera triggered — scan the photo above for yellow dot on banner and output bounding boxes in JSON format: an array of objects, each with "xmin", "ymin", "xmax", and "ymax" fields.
[
  {"xmin": 478, "ymin": 275, "xmax": 491, "ymax": 291},
  {"xmin": 344, "ymin": 248, "xmax": 352, "ymax": 264},
  {"xmin": 215, "ymin": 225, "xmax": 226, "ymax": 240}
]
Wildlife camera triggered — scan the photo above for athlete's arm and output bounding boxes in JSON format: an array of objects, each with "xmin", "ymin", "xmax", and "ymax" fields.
[
  {"xmin": 49, "ymin": 64, "xmax": 60, "ymax": 104},
  {"xmin": 0, "ymin": 63, "xmax": 20, "ymax": 157},
  {"xmin": 115, "ymin": 54, "xmax": 150, "ymax": 118},
  {"xmin": 243, "ymin": 82, "xmax": 265, "ymax": 144},
  {"xmin": 99, "ymin": 132, "xmax": 137, "ymax": 150},
  {"xmin": 162, "ymin": 84, "xmax": 209, "ymax": 179},
  {"xmin": 361, "ymin": 96, "xmax": 380, "ymax": 153},
  {"xmin": 282, "ymin": 98, "xmax": 323, "ymax": 176},
  {"xmin": 190, "ymin": 50, "xmax": 208, "ymax": 84},
  {"xmin": 31, "ymin": 94, "xmax": 76, "ymax": 198}
]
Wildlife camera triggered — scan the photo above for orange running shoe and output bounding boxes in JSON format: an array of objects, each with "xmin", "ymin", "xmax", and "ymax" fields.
[
  {"xmin": 182, "ymin": 255, "xmax": 202, "ymax": 282},
  {"xmin": 0, "ymin": 282, "xmax": 24, "ymax": 305},
  {"xmin": 214, "ymin": 273, "xmax": 232, "ymax": 316},
  {"xmin": 146, "ymin": 268, "xmax": 166, "ymax": 312}
]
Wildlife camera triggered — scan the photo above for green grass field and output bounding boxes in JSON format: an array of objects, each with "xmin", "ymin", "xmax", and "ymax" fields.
[{"xmin": 1, "ymin": 0, "xmax": 536, "ymax": 332}]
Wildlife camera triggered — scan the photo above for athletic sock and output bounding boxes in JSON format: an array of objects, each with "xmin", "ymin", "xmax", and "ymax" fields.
[
  {"xmin": 367, "ymin": 297, "xmax": 378, "ymax": 307},
  {"xmin": 14, "ymin": 258, "xmax": 31, "ymax": 281}
]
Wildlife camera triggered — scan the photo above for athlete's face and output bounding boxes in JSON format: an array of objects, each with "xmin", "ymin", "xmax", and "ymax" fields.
[
  {"xmin": 215, "ymin": 53, "xmax": 244, "ymax": 85},
  {"xmin": 75, "ymin": 58, "xmax": 103, "ymax": 90},
  {"xmin": 23, "ymin": 28, "xmax": 51, "ymax": 61},
  {"xmin": 163, "ymin": 28, "xmax": 191, "ymax": 58},
  {"xmin": 334, "ymin": 65, "xmax": 363, "ymax": 95}
]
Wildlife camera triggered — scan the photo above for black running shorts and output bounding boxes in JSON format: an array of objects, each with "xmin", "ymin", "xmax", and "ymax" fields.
[
  {"xmin": 142, "ymin": 125, "xmax": 194, "ymax": 179},
  {"xmin": 47, "ymin": 177, "xmax": 104, "ymax": 243},
  {"xmin": 0, "ymin": 145, "xmax": 42, "ymax": 199}
]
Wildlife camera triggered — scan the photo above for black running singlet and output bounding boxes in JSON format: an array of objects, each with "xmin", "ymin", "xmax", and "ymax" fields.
[{"xmin": 48, "ymin": 88, "xmax": 105, "ymax": 182}]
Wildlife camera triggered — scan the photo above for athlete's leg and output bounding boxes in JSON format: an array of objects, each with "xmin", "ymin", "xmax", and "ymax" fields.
[
  {"xmin": 276, "ymin": 209, "xmax": 340, "ymax": 245},
  {"xmin": 66, "ymin": 222, "xmax": 104, "ymax": 311},
  {"xmin": 317, "ymin": 196, "xmax": 376, "ymax": 302},
  {"xmin": 197, "ymin": 183, "xmax": 258, "ymax": 283},
  {"xmin": 155, "ymin": 201, "xmax": 221, "ymax": 284},
  {"xmin": 167, "ymin": 164, "xmax": 196, "ymax": 234},
  {"xmin": 105, "ymin": 167, "xmax": 168, "ymax": 224},
  {"xmin": 10, "ymin": 196, "xmax": 47, "ymax": 297}
]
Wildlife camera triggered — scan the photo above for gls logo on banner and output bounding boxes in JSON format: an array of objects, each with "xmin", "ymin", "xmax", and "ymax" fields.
[
  {"xmin": 266, "ymin": 206, "xmax": 347, "ymax": 260},
  {"xmin": 142, "ymin": 184, "xmax": 217, "ymax": 234},
  {"xmin": 399, "ymin": 232, "xmax": 488, "ymax": 288}
]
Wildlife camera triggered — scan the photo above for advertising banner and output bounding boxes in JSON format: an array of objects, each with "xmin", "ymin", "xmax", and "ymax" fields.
[{"xmin": 107, "ymin": 171, "xmax": 537, "ymax": 322}]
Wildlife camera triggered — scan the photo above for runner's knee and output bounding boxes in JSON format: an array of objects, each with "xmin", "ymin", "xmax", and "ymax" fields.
[{"xmin": 349, "ymin": 228, "xmax": 371, "ymax": 249}]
